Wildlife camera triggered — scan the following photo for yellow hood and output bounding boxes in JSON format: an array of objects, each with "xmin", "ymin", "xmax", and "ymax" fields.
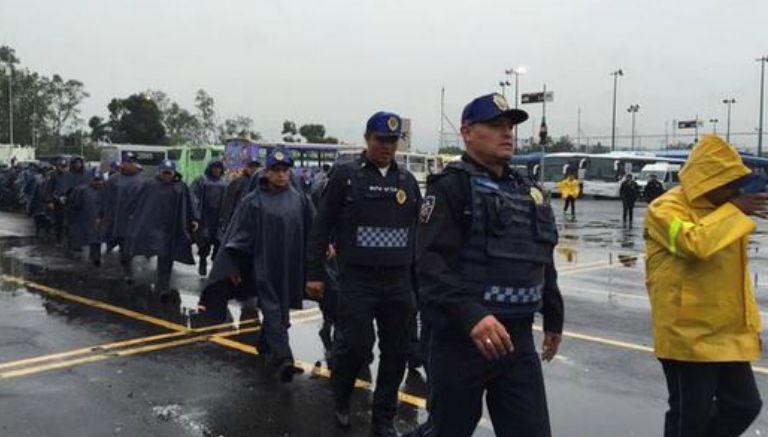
[{"xmin": 678, "ymin": 135, "xmax": 751, "ymax": 203}]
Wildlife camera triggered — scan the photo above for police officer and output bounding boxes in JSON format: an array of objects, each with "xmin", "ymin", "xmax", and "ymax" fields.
[
  {"xmin": 306, "ymin": 111, "xmax": 421, "ymax": 437},
  {"xmin": 412, "ymin": 94, "xmax": 564, "ymax": 437}
]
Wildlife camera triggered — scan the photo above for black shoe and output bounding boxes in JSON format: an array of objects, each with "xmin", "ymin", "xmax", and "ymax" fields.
[
  {"xmin": 334, "ymin": 406, "xmax": 351, "ymax": 429},
  {"xmin": 92, "ymin": 258, "xmax": 101, "ymax": 267},
  {"xmin": 371, "ymin": 423, "xmax": 399, "ymax": 437},
  {"xmin": 198, "ymin": 261, "xmax": 207, "ymax": 277},
  {"xmin": 279, "ymin": 359, "xmax": 302, "ymax": 383},
  {"xmin": 123, "ymin": 275, "xmax": 134, "ymax": 285}
]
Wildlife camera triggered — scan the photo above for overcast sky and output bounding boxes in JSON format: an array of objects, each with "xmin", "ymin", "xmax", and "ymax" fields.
[{"xmin": 2, "ymin": 0, "xmax": 767, "ymax": 151}]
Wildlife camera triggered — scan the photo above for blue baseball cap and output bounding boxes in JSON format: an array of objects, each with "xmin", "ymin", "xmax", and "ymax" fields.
[
  {"xmin": 366, "ymin": 111, "xmax": 404, "ymax": 138},
  {"xmin": 90, "ymin": 168, "xmax": 104, "ymax": 180},
  {"xmin": 123, "ymin": 152, "xmax": 138, "ymax": 162},
  {"xmin": 461, "ymin": 93, "xmax": 529, "ymax": 126},
  {"xmin": 266, "ymin": 148, "xmax": 294, "ymax": 168},
  {"xmin": 158, "ymin": 159, "xmax": 176, "ymax": 172}
]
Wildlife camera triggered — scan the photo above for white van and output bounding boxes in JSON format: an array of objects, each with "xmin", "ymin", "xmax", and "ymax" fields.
[{"xmin": 636, "ymin": 162, "xmax": 681, "ymax": 193}]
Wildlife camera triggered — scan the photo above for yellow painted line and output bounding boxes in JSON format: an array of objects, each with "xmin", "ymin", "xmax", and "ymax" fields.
[
  {"xmin": 0, "ymin": 318, "xmax": 260, "ymax": 372},
  {"xmin": 1, "ymin": 275, "xmax": 187, "ymax": 332},
  {"xmin": 558, "ymin": 260, "xmax": 611, "ymax": 271},
  {"xmin": 531, "ymin": 325, "xmax": 768, "ymax": 375},
  {"xmin": 0, "ymin": 326, "xmax": 262, "ymax": 379}
]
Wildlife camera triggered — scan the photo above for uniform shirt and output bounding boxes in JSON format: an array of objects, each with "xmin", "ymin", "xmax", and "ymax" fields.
[{"xmin": 417, "ymin": 153, "xmax": 564, "ymax": 334}]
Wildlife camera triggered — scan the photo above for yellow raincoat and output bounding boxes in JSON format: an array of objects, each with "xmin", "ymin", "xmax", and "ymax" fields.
[
  {"xmin": 645, "ymin": 135, "xmax": 761, "ymax": 362},
  {"xmin": 557, "ymin": 176, "xmax": 581, "ymax": 198}
]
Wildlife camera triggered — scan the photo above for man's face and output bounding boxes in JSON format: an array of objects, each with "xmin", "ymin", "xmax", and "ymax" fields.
[
  {"xmin": 71, "ymin": 160, "xmax": 83, "ymax": 172},
  {"xmin": 210, "ymin": 165, "xmax": 223, "ymax": 178},
  {"xmin": 122, "ymin": 160, "xmax": 137, "ymax": 174},
  {"xmin": 365, "ymin": 134, "xmax": 399, "ymax": 167},
  {"xmin": 159, "ymin": 170, "xmax": 175, "ymax": 184},
  {"xmin": 461, "ymin": 117, "xmax": 515, "ymax": 163},
  {"xmin": 91, "ymin": 179, "xmax": 105, "ymax": 189},
  {"xmin": 265, "ymin": 165, "xmax": 291, "ymax": 189},
  {"xmin": 244, "ymin": 163, "xmax": 260, "ymax": 177}
]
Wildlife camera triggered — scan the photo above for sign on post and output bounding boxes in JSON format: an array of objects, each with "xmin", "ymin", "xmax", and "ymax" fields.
[
  {"xmin": 677, "ymin": 120, "xmax": 702, "ymax": 129},
  {"xmin": 521, "ymin": 91, "xmax": 554, "ymax": 104}
]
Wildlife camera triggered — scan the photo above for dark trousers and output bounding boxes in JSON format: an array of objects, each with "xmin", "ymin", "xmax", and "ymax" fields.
[
  {"xmin": 156, "ymin": 256, "xmax": 174, "ymax": 291},
  {"xmin": 563, "ymin": 196, "xmax": 576, "ymax": 215},
  {"xmin": 419, "ymin": 318, "xmax": 550, "ymax": 437},
  {"xmin": 116, "ymin": 238, "xmax": 132, "ymax": 277},
  {"xmin": 89, "ymin": 243, "xmax": 101, "ymax": 263},
  {"xmin": 332, "ymin": 265, "xmax": 415, "ymax": 426},
  {"xmin": 622, "ymin": 199, "xmax": 636, "ymax": 224},
  {"xmin": 198, "ymin": 239, "xmax": 220, "ymax": 268},
  {"xmin": 660, "ymin": 359, "xmax": 762, "ymax": 437},
  {"xmin": 255, "ymin": 282, "xmax": 293, "ymax": 366}
]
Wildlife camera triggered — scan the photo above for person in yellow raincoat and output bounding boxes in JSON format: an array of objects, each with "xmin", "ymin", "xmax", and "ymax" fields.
[
  {"xmin": 645, "ymin": 135, "xmax": 767, "ymax": 437},
  {"xmin": 557, "ymin": 174, "xmax": 580, "ymax": 217}
]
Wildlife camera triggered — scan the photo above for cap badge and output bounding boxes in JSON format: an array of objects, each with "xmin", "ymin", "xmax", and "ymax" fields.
[
  {"xmin": 274, "ymin": 151, "xmax": 285, "ymax": 161},
  {"xmin": 493, "ymin": 94, "xmax": 509, "ymax": 111},
  {"xmin": 387, "ymin": 116, "xmax": 400, "ymax": 132}
]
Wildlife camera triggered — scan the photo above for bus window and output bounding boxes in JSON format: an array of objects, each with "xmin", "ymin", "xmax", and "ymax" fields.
[
  {"xmin": 167, "ymin": 149, "xmax": 183, "ymax": 161},
  {"xmin": 410, "ymin": 156, "xmax": 426, "ymax": 173},
  {"xmin": 211, "ymin": 149, "xmax": 222, "ymax": 158},
  {"xmin": 190, "ymin": 148, "xmax": 207, "ymax": 161},
  {"xmin": 128, "ymin": 151, "xmax": 166, "ymax": 166},
  {"xmin": 395, "ymin": 155, "xmax": 407, "ymax": 167}
]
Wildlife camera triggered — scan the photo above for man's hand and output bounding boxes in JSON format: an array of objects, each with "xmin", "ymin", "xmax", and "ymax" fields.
[
  {"xmin": 469, "ymin": 315, "xmax": 514, "ymax": 360},
  {"xmin": 541, "ymin": 332, "xmax": 562, "ymax": 362},
  {"xmin": 731, "ymin": 193, "xmax": 768, "ymax": 219},
  {"xmin": 326, "ymin": 244, "xmax": 336, "ymax": 261},
  {"xmin": 306, "ymin": 281, "xmax": 325, "ymax": 299}
]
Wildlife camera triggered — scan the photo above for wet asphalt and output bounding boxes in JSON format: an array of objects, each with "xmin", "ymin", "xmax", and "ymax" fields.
[{"xmin": 0, "ymin": 199, "xmax": 767, "ymax": 437}]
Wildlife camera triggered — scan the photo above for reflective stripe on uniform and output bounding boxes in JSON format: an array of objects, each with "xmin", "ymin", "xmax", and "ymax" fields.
[{"xmin": 668, "ymin": 217, "xmax": 695, "ymax": 255}]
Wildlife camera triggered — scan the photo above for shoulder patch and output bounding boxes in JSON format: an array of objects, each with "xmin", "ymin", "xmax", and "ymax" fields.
[{"xmin": 420, "ymin": 195, "xmax": 436, "ymax": 223}]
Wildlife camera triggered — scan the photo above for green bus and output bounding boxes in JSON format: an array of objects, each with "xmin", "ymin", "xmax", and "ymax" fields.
[{"xmin": 167, "ymin": 145, "xmax": 225, "ymax": 182}]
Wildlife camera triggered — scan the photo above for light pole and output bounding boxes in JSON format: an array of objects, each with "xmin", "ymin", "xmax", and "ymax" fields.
[
  {"xmin": 610, "ymin": 69, "xmax": 623, "ymax": 151},
  {"xmin": 498, "ymin": 80, "xmax": 511, "ymax": 100},
  {"xmin": 757, "ymin": 56, "xmax": 767, "ymax": 157},
  {"xmin": 627, "ymin": 104, "xmax": 639, "ymax": 150},
  {"xmin": 2, "ymin": 61, "xmax": 12, "ymax": 146},
  {"xmin": 505, "ymin": 67, "xmax": 526, "ymax": 109},
  {"xmin": 709, "ymin": 118, "xmax": 719, "ymax": 134},
  {"xmin": 722, "ymin": 98, "xmax": 736, "ymax": 143}
]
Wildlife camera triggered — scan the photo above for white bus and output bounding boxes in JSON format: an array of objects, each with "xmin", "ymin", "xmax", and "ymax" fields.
[
  {"xmin": 99, "ymin": 144, "xmax": 168, "ymax": 176},
  {"xmin": 539, "ymin": 153, "xmax": 589, "ymax": 194},
  {"xmin": 581, "ymin": 152, "xmax": 683, "ymax": 198}
]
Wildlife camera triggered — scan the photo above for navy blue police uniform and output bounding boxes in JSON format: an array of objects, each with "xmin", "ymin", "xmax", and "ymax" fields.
[
  {"xmin": 307, "ymin": 112, "xmax": 422, "ymax": 436},
  {"xmin": 413, "ymin": 94, "xmax": 564, "ymax": 437}
]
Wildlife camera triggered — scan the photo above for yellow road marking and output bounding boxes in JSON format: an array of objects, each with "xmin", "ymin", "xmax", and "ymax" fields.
[
  {"xmin": 0, "ymin": 326, "xmax": 261, "ymax": 379},
  {"xmin": 0, "ymin": 318, "xmax": 261, "ymax": 372},
  {"xmin": 1, "ymin": 275, "xmax": 187, "ymax": 332}
]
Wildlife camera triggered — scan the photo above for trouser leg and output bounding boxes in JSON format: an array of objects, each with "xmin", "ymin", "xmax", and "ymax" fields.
[
  {"xmin": 486, "ymin": 322, "xmax": 551, "ymax": 437},
  {"xmin": 371, "ymin": 299, "xmax": 414, "ymax": 426},
  {"xmin": 660, "ymin": 359, "xmax": 719, "ymax": 437},
  {"xmin": 156, "ymin": 256, "xmax": 174, "ymax": 291},
  {"xmin": 708, "ymin": 362, "xmax": 762, "ymax": 437},
  {"xmin": 332, "ymin": 294, "xmax": 375, "ymax": 410},
  {"xmin": 256, "ymin": 284, "xmax": 293, "ymax": 366}
]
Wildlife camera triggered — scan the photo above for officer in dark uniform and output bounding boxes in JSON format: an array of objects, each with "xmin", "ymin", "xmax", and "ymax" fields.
[
  {"xmin": 411, "ymin": 94, "xmax": 564, "ymax": 437},
  {"xmin": 306, "ymin": 111, "xmax": 422, "ymax": 437}
]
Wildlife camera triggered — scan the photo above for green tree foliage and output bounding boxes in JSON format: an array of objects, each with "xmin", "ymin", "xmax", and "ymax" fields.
[
  {"xmin": 219, "ymin": 115, "xmax": 261, "ymax": 142},
  {"xmin": 106, "ymin": 94, "xmax": 167, "ymax": 145},
  {"xmin": 438, "ymin": 146, "xmax": 463, "ymax": 155},
  {"xmin": 194, "ymin": 89, "xmax": 216, "ymax": 143}
]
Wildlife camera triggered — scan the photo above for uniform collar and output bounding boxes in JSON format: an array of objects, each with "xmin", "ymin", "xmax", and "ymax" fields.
[
  {"xmin": 359, "ymin": 151, "xmax": 400, "ymax": 172},
  {"xmin": 461, "ymin": 153, "xmax": 512, "ymax": 181}
]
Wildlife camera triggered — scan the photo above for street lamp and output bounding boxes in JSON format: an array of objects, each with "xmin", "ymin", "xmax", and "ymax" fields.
[
  {"xmin": 498, "ymin": 80, "xmax": 511, "ymax": 100},
  {"xmin": 627, "ymin": 104, "xmax": 639, "ymax": 150},
  {"xmin": 722, "ymin": 98, "xmax": 736, "ymax": 143},
  {"xmin": 610, "ymin": 69, "xmax": 624, "ymax": 152},
  {"xmin": 504, "ymin": 67, "xmax": 527, "ymax": 109},
  {"xmin": 709, "ymin": 118, "xmax": 719, "ymax": 134},
  {"xmin": 757, "ymin": 56, "xmax": 767, "ymax": 157},
  {"xmin": 2, "ymin": 61, "xmax": 12, "ymax": 146}
]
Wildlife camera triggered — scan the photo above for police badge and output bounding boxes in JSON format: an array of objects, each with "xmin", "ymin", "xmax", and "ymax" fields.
[
  {"xmin": 387, "ymin": 116, "xmax": 400, "ymax": 132},
  {"xmin": 493, "ymin": 94, "xmax": 509, "ymax": 111},
  {"xmin": 396, "ymin": 189, "xmax": 408, "ymax": 205}
]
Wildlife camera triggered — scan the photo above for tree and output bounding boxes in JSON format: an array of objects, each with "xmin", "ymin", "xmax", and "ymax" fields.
[
  {"xmin": 107, "ymin": 94, "xmax": 167, "ymax": 145},
  {"xmin": 165, "ymin": 102, "xmax": 199, "ymax": 145},
  {"xmin": 219, "ymin": 115, "xmax": 261, "ymax": 142},
  {"xmin": 47, "ymin": 74, "xmax": 89, "ymax": 146},
  {"xmin": 194, "ymin": 89, "xmax": 216, "ymax": 144},
  {"xmin": 88, "ymin": 116, "xmax": 109, "ymax": 142},
  {"xmin": 550, "ymin": 136, "xmax": 575, "ymax": 153},
  {"xmin": 299, "ymin": 124, "xmax": 326, "ymax": 143},
  {"xmin": 281, "ymin": 120, "xmax": 299, "ymax": 142},
  {"xmin": 438, "ymin": 146, "xmax": 463, "ymax": 155}
]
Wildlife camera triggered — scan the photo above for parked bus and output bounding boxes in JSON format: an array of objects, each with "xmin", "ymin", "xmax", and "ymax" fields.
[
  {"xmin": 540, "ymin": 153, "xmax": 589, "ymax": 194},
  {"xmin": 167, "ymin": 145, "xmax": 225, "ymax": 183},
  {"xmin": 98, "ymin": 144, "xmax": 168, "ymax": 177},
  {"xmin": 581, "ymin": 152, "xmax": 683, "ymax": 198}
]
